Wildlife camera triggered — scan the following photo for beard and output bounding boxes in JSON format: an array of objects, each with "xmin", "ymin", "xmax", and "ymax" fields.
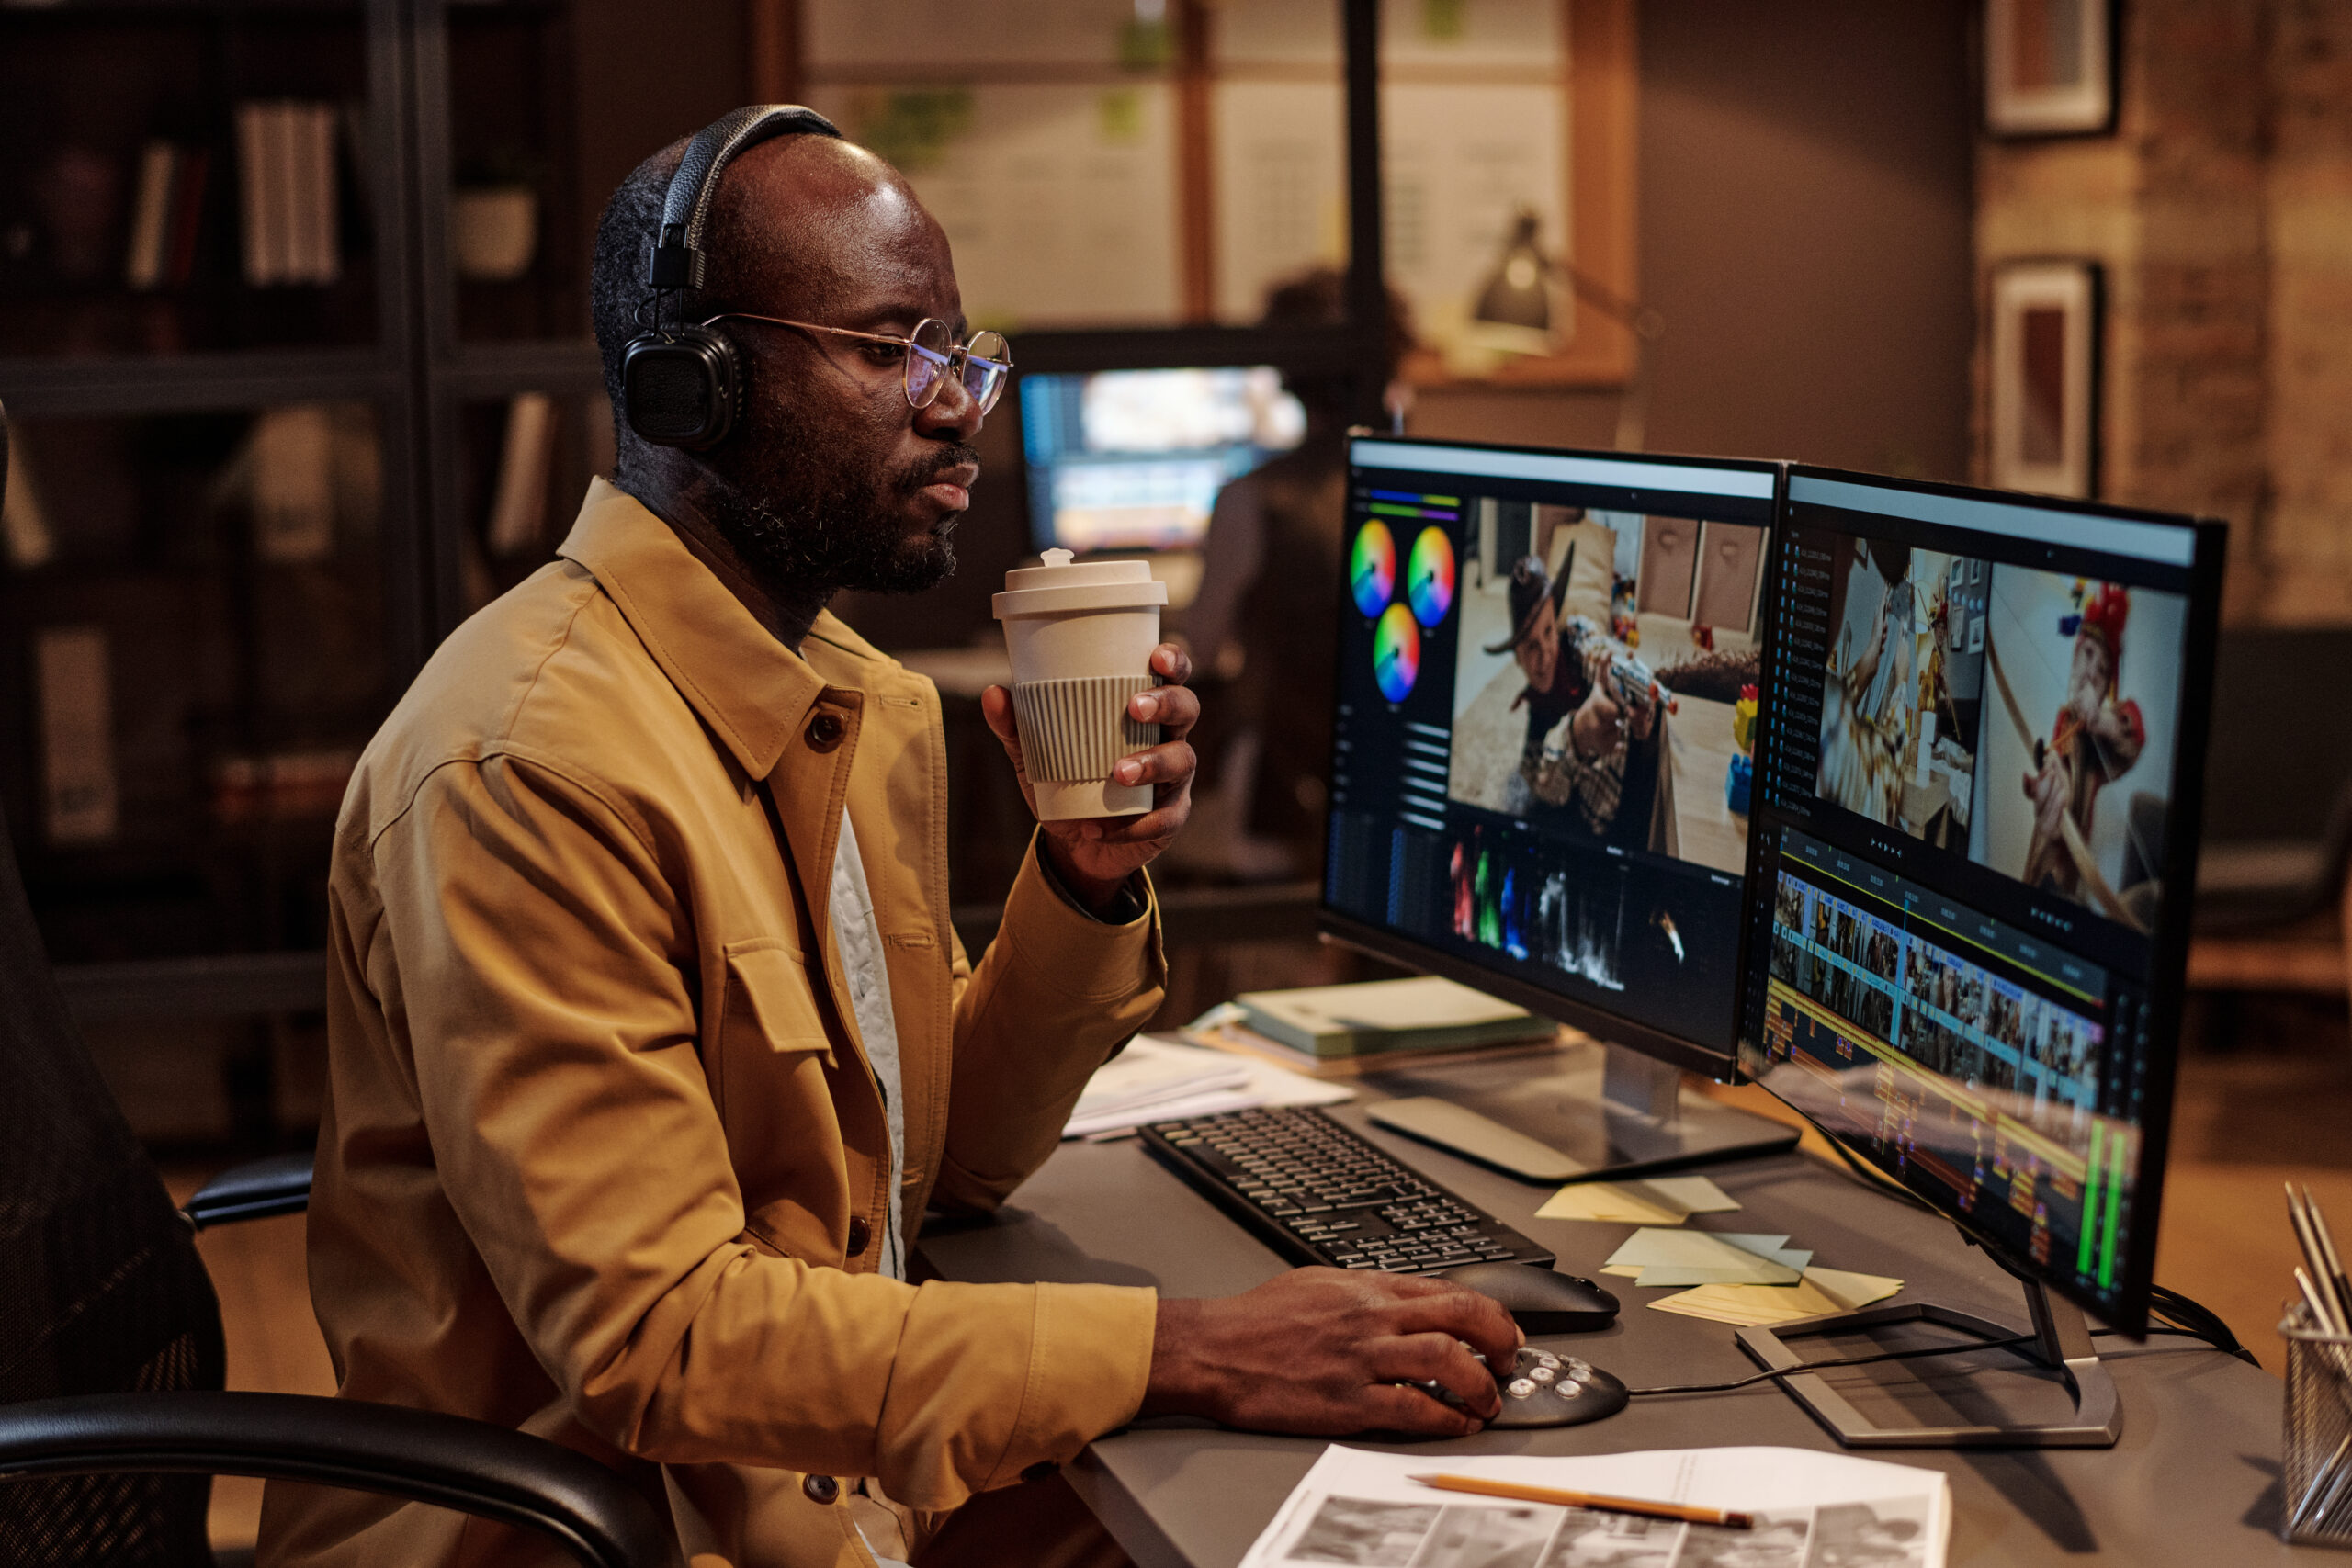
[{"xmin": 702, "ymin": 423, "xmax": 976, "ymax": 598}]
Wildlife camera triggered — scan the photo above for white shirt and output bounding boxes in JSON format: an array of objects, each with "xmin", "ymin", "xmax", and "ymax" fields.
[{"xmin": 827, "ymin": 809, "xmax": 904, "ymax": 1281}]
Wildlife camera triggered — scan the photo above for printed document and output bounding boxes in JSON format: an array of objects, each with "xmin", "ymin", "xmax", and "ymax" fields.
[{"xmin": 1240, "ymin": 1444, "xmax": 1948, "ymax": 1568}]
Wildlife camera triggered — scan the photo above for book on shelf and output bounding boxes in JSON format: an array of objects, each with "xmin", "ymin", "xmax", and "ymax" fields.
[
  {"xmin": 3, "ymin": 437, "xmax": 54, "ymax": 570},
  {"xmin": 236, "ymin": 101, "xmax": 340, "ymax": 288},
  {"xmin": 487, "ymin": 392, "xmax": 559, "ymax": 556},
  {"xmin": 35, "ymin": 626, "xmax": 118, "ymax": 846},
  {"xmin": 125, "ymin": 141, "xmax": 212, "ymax": 290},
  {"xmin": 125, "ymin": 141, "xmax": 176, "ymax": 289},
  {"xmin": 1227, "ymin": 975, "xmax": 1562, "ymax": 1060}
]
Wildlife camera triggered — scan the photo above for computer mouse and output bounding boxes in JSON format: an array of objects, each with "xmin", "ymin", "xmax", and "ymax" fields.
[
  {"xmin": 1488, "ymin": 1346, "xmax": 1630, "ymax": 1427},
  {"xmin": 1408, "ymin": 1346, "xmax": 1630, "ymax": 1429},
  {"xmin": 1435, "ymin": 1260, "xmax": 1620, "ymax": 1332}
]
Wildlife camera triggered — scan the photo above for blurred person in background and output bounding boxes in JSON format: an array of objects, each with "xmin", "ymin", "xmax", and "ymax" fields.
[{"xmin": 1186, "ymin": 268, "xmax": 1414, "ymax": 880}]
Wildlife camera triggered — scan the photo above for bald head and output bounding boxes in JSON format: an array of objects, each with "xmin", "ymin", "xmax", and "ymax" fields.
[
  {"xmin": 698, "ymin": 135, "xmax": 951, "ymax": 327},
  {"xmin": 593, "ymin": 128, "xmax": 959, "ymax": 413}
]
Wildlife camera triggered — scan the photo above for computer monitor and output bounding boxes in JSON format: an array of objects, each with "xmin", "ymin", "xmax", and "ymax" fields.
[
  {"xmin": 1736, "ymin": 466, "xmax": 2223, "ymax": 1445},
  {"xmin": 1017, "ymin": 366, "xmax": 1306, "ymax": 556},
  {"xmin": 1319, "ymin": 436, "xmax": 1801, "ymax": 1179}
]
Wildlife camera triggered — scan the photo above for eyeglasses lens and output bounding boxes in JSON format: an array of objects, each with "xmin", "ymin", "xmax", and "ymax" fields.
[
  {"xmin": 964, "ymin": 330, "xmax": 1012, "ymax": 414},
  {"xmin": 903, "ymin": 318, "xmax": 956, "ymax": 408}
]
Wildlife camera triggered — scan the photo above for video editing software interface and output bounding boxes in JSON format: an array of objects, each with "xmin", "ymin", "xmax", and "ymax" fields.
[
  {"xmin": 1324, "ymin": 440, "xmax": 1780, "ymax": 1055},
  {"xmin": 1741, "ymin": 470, "xmax": 2211, "ymax": 1319},
  {"xmin": 1017, "ymin": 367, "xmax": 1306, "ymax": 555}
]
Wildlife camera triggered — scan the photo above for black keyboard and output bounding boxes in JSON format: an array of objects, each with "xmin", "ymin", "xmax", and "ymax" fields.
[{"xmin": 1139, "ymin": 1106, "xmax": 1555, "ymax": 1274}]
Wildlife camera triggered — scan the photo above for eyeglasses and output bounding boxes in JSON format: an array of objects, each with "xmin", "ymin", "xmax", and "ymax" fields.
[{"xmin": 702, "ymin": 314, "xmax": 1012, "ymax": 414}]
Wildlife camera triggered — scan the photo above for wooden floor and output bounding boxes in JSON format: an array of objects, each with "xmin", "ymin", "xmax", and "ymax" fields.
[{"xmin": 164, "ymin": 1007, "xmax": 2352, "ymax": 1554}]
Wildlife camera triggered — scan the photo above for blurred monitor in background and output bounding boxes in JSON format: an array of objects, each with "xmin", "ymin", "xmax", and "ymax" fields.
[
  {"xmin": 1018, "ymin": 366, "xmax": 1306, "ymax": 557},
  {"xmin": 1186, "ymin": 267, "xmax": 1415, "ymax": 879}
]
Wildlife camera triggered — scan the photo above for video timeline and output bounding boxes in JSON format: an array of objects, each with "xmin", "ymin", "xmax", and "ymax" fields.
[{"xmin": 1750, "ymin": 847, "xmax": 2141, "ymax": 1292}]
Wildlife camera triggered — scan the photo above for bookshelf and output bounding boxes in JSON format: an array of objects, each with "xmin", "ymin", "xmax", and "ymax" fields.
[{"xmin": 0, "ymin": 0, "xmax": 648, "ymax": 1083}]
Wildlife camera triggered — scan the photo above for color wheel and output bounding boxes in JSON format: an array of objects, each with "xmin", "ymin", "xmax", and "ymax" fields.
[
  {"xmin": 1350, "ymin": 522, "xmax": 1396, "ymax": 618},
  {"xmin": 1408, "ymin": 526, "xmax": 1455, "ymax": 626},
  {"xmin": 1374, "ymin": 604, "xmax": 1420, "ymax": 703}
]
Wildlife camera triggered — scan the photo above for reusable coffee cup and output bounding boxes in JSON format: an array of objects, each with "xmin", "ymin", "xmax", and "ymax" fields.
[{"xmin": 993, "ymin": 549, "xmax": 1169, "ymax": 820}]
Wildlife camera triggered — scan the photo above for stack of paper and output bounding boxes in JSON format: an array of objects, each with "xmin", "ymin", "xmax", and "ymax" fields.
[
  {"xmin": 1062, "ymin": 1033, "xmax": 1351, "ymax": 1139},
  {"xmin": 1535, "ymin": 1175, "xmax": 1740, "ymax": 1225},
  {"xmin": 1238, "ymin": 1444, "xmax": 1951, "ymax": 1568},
  {"xmin": 1601, "ymin": 1228, "xmax": 1812, "ymax": 1286},
  {"xmin": 1651, "ymin": 1267, "xmax": 1905, "ymax": 1326}
]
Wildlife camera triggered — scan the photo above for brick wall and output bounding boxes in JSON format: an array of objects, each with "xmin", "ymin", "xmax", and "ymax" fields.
[{"xmin": 1976, "ymin": 0, "xmax": 2352, "ymax": 624}]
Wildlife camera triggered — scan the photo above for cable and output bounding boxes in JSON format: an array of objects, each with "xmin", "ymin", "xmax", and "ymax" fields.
[
  {"xmin": 2094, "ymin": 1326, "xmax": 2255, "ymax": 1365},
  {"xmin": 1625, "ymin": 1333, "xmax": 2032, "ymax": 1397},
  {"xmin": 2148, "ymin": 1283, "xmax": 2253, "ymax": 1356}
]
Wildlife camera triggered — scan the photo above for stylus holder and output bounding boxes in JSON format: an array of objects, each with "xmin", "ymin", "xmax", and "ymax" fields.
[{"xmin": 2283, "ymin": 1303, "xmax": 2352, "ymax": 1548}]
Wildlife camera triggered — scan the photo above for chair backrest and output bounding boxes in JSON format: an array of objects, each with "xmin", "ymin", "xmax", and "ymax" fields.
[
  {"xmin": 2203, "ymin": 626, "xmax": 2352, "ymax": 847},
  {"xmin": 0, "ymin": 400, "xmax": 226, "ymax": 1564}
]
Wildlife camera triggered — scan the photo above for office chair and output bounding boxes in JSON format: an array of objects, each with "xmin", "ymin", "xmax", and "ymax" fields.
[
  {"xmin": 0, "ymin": 399, "xmax": 671, "ymax": 1568},
  {"xmin": 2197, "ymin": 626, "xmax": 2352, "ymax": 932}
]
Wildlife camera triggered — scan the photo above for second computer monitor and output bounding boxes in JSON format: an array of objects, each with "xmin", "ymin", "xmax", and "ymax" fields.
[
  {"xmin": 1738, "ymin": 467, "xmax": 2224, "ymax": 1334},
  {"xmin": 1017, "ymin": 366, "xmax": 1306, "ymax": 556},
  {"xmin": 1321, "ymin": 437, "xmax": 1781, "ymax": 1077}
]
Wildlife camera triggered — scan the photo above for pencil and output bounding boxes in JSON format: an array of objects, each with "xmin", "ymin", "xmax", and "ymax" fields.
[
  {"xmin": 2290, "ymin": 1189, "xmax": 2348, "ymax": 1334},
  {"xmin": 1407, "ymin": 1473, "xmax": 1754, "ymax": 1529},
  {"xmin": 2302, "ymin": 1186, "xmax": 2352, "ymax": 1327}
]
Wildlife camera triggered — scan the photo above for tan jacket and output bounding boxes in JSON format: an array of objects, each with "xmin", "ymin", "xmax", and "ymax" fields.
[{"xmin": 259, "ymin": 480, "xmax": 1165, "ymax": 1568}]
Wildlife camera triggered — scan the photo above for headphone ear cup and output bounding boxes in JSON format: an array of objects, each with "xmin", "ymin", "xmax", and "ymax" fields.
[{"xmin": 620, "ymin": 324, "xmax": 743, "ymax": 450}]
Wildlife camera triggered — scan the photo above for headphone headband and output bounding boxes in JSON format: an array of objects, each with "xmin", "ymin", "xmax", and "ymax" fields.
[
  {"xmin": 623, "ymin": 105, "xmax": 843, "ymax": 452},
  {"xmin": 646, "ymin": 104, "xmax": 842, "ymax": 292}
]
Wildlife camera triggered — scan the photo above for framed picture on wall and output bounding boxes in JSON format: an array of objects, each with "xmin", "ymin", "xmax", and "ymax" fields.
[
  {"xmin": 1984, "ymin": 0, "xmax": 2117, "ymax": 136},
  {"xmin": 1988, "ymin": 259, "xmax": 2102, "ymax": 499}
]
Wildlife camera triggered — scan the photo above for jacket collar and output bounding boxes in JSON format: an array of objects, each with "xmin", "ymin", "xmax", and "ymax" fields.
[{"xmin": 558, "ymin": 478, "xmax": 887, "ymax": 779}]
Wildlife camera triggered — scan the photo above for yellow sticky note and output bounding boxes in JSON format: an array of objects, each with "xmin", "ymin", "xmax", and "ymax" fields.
[
  {"xmin": 1646, "ymin": 1268, "xmax": 1903, "ymax": 1327},
  {"xmin": 1803, "ymin": 1267, "xmax": 1903, "ymax": 1311},
  {"xmin": 1535, "ymin": 1176, "xmax": 1740, "ymax": 1226}
]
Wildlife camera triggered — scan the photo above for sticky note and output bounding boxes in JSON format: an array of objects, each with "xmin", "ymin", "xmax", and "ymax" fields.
[{"xmin": 1534, "ymin": 1175, "xmax": 1740, "ymax": 1226}]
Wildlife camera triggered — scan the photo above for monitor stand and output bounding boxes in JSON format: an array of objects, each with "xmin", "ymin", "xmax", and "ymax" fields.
[
  {"xmin": 1366, "ymin": 1039, "xmax": 1799, "ymax": 1184},
  {"xmin": 1733, "ymin": 1258, "xmax": 2121, "ymax": 1449}
]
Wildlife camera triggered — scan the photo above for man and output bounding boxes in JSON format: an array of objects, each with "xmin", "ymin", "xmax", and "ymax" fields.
[
  {"xmin": 2021, "ymin": 583, "xmax": 2144, "ymax": 898},
  {"xmin": 1488, "ymin": 555, "xmax": 1665, "ymax": 844},
  {"xmin": 1186, "ymin": 266, "xmax": 1414, "ymax": 874},
  {"xmin": 257, "ymin": 114, "xmax": 1517, "ymax": 1568}
]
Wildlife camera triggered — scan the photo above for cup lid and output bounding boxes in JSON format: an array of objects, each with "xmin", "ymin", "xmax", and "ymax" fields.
[{"xmin": 994, "ymin": 549, "xmax": 1168, "ymax": 616}]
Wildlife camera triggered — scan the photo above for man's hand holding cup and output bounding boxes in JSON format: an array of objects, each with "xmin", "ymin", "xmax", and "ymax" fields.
[{"xmin": 986, "ymin": 551, "xmax": 1197, "ymax": 911}]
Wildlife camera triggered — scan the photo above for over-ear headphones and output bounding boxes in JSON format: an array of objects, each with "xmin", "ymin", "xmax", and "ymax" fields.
[{"xmin": 619, "ymin": 105, "xmax": 843, "ymax": 451}]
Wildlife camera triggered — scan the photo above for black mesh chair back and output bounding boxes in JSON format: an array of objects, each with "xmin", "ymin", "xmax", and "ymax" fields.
[{"xmin": 0, "ymin": 401, "xmax": 227, "ymax": 1564}]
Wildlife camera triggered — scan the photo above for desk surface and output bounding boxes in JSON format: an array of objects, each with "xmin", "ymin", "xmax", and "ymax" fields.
[{"xmin": 917, "ymin": 1048, "xmax": 2313, "ymax": 1568}]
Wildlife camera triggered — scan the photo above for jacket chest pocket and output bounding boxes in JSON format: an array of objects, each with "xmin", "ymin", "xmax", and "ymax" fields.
[{"xmin": 711, "ymin": 939, "xmax": 853, "ymax": 1260}]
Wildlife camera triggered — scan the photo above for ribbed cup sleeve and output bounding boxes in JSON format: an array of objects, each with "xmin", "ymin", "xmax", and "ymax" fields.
[{"xmin": 1011, "ymin": 675, "xmax": 1160, "ymax": 783}]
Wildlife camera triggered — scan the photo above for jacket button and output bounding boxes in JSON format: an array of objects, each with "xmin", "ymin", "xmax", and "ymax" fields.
[
  {"xmin": 805, "ymin": 711, "xmax": 845, "ymax": 751},
  {"xmin": 845, "ymin": 1217, "xmax": 871, "ymax": 1256},
  {"xmin": 803, "ymin": 1473, "xmax": 840, "ymax": 1506}
]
